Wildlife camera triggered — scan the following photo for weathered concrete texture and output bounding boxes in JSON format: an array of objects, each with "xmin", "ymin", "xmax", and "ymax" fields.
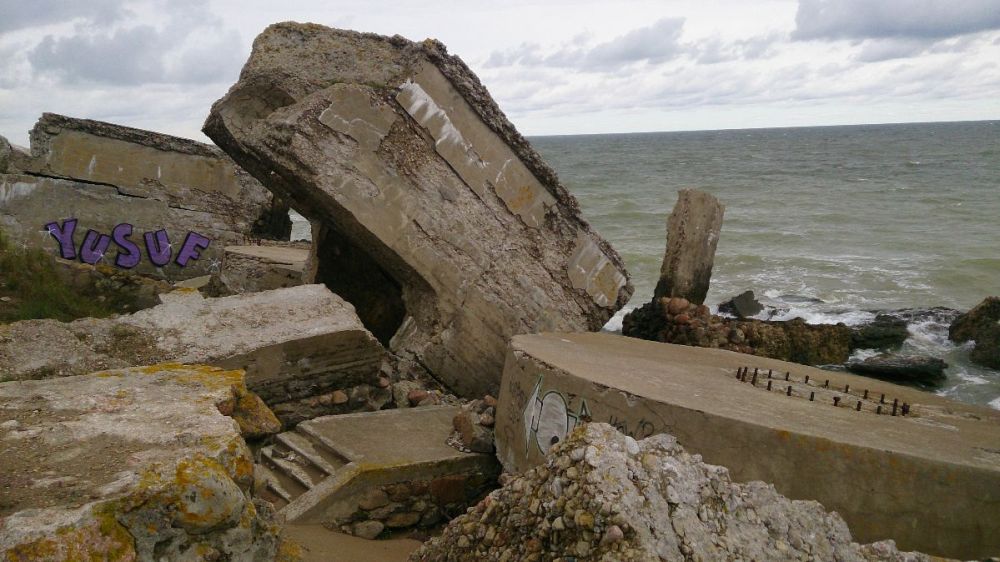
[
  {"xmin": 0, "ymin": 285, "xmax": 386, "ymax": 423},
  {"xmin": 413, "ymin": 423, "xmax": 932, "ymax": 562},
  {"xmin": 0, "ymin": 364, "xmax": 280, "ymax": 560},
  {"xmin": 495, "ymin": 333, "xmax": 1000, "ymax": 559},
  {"xmin": 0, "ymin": 113, "xmax": 290, "ymax": 280},
  {"xmin": 208, "ymin": 243, "xmax": 310, "ymax": 296},
  {"xmin": 204, "ymin": 23, "xmax": 632, "ymax": 397},
  {"xmin": 950, "ymin": 296, "xmax": 1000, "ymax": 369},
  {"xmin": 258, "ymin": 406, "xmax": 499, "ymax": 533},
  {"xmin": 653, "ymin": 189, "xmax": 724, "ymax": 305}
]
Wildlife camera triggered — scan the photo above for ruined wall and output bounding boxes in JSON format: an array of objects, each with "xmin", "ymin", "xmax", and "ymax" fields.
[
  {"xmin": 0, "ymin": 114, "xmax": 290, "ymax": 280},
  {"xmin": 204, "ymin": 24, "xmax": 632, "ymax": 397}
]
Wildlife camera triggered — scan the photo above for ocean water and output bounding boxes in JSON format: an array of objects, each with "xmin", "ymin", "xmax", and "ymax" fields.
[
  {"xmin": 530, "ymin": 121, "xmax": 1000, "ymax": 409},
  {"xmin": 291, "ymin": 121, "xmax": 999, "ymax": 409}
]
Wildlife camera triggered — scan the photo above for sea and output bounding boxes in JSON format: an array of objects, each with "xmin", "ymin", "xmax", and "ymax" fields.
[{"xmin": 291, "ymin": 120, "xmax": 1000, "ymax": 410}]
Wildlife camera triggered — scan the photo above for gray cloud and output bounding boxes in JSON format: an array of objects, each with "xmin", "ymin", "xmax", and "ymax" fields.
[
  {"xmin": 25, "ymin": 0, "xmax": 243, "ymax": 86},
  {"xmin": 0, "ymin": 0, "xmax": 127, "ymax": 33},
  {"xmin": 486, "ymin": 18, "xmax": 686, "ymax": 71},
  {"xmin": 793, "ymin": 0, "xmax": 1000, "ymax": 41}
]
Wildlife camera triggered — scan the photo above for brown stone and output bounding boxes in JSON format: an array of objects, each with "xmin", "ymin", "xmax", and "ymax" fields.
[
  {"xmin": 666, "ymin": 297, "xmax": 690, "ymax": 315},
  {"xmin": 407, "ymin": 389, "xmax": 430, "ymax": 406},
  {"xmin": 330, "ymin": 390, "xmax": 349, "ymax": 405},
  {"xmin": 357, "ymin": 489, "xmax": 390, "ymax": 511},
  {"xmin": 429, "ymin": 475, "xmax": 468, "ymax": 506},
  {"xmin": 385, "ymin": 511, "xmax": 421, "ymax": 528}
]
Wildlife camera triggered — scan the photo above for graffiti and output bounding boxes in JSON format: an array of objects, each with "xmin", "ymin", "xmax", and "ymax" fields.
[
  {"xmin": 608, "ymin": 414, "xmax": 657, "ymax": 439},
  {"xmin": 44, "ymin": 218, "xmax": 211, "ymax": 269},
  {"xmin": 521, "ymin": 376, "xmax": 591, "ymax": 456}
]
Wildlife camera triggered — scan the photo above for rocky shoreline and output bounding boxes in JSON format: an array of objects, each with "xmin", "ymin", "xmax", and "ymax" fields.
[{"xmin": 1, "ymin": 21, "xmax": 998, "ymax": 562}]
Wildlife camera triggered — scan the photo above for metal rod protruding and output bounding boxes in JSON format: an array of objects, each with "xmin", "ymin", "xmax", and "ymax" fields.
[
  {"xmin": 824, "ymin": 379, "xmax": 830, "ymax": 388},
  {"xmin": 785, "ymin": 372, "xmax": 790, "ymax": 381},
  {"xmin": 809, "ymin": 391, "xmax": 815, "ymax": 401},
  {"xmin": 880, "ymin": 393, "xmax": 886, "ymax": 404},
  {"xmin": 877, "ymin": 405, "xmax": 882, "ymax": 415},
  {"xmin": 856, "ymin": 401, "xmax": 862, "ymax": 411},
  {"xmin": 768, "ymin": 369, "xmax": 773, "ymax": 378},
  {"xmin": 902, "ymin": 403, "xmax": 910, "ymax": 416},
  {"xmin": 767, "ymin": 380, "xmax": 773, "ymax": 391},
  {"xmin": 805, "ymin": 375, "xmax": 810, "ymax": 384},
  {"xmin": 863, "ymin": 389, "xmax": 869, "ymax": 399},
  {"xmin": 786, "ymin": 386, "xmax": 792, "ymax": 397},
  {"xmin": 845, "ymin": 384, "xmax": 850, "ymax": 393},
  {"xmin": 833, "ymin": 396, "xmax": 841, "ymax": 406}
]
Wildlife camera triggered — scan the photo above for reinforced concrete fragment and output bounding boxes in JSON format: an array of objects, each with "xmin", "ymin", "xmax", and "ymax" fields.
[{"xmin": 495, "ymin": 332, "xmax": 1000, "ymax": 559}]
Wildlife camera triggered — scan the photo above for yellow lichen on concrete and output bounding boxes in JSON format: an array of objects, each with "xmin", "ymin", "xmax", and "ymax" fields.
[
  {"xmin": 230, "ymin": 385, "xmax": 282, "ymax": 438},
  {"xmin": 2, "ymin": 509, "xmax": 137, "ymax": 562}
]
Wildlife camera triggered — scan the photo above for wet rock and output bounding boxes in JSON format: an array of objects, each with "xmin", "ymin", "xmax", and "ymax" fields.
[
  {"xmin": 411, "ymin": 423, "xmax": 931, "ymax": 562},
  {"xmin": 352, "ymin": 520, "xmax": 385, "ymax": 540},
  {"xmin": 851, "ymin": 314, "xmax": 909, "ymax": 350},
  {"xmin": 0, "ymin": 364, "xmax": 280, "ymax": 560},
  {"xmin": 203, "ymin": 23, "xmax": 631, "ymax": 397},
  {"xmin": 949, "ymin": 297, "xmax": 1000, "ymax": 369},
  {"xmin": 718, "ymin": 290, "xmax": 763, "ymax": 319},
  {"xmin": 845, "ymin": 355, "xmax": 947, "ymax": 386},
  {"xmin": 653, "ymin": 189, "xmax": 725, "ymax": 305},
  {"xmin": 1, "ymin": 113, "xmax": 290, "ymax": 281}
]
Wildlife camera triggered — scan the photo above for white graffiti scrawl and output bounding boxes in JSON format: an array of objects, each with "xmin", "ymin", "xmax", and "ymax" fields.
[{"xmin": 522, "ymin": 376, "xmax": 591, "ymax": 455}]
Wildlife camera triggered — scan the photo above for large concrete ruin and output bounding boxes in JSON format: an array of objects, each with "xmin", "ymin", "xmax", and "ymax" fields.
[
  {"xmin": 203, "ymin": 24, "xmax": 632, "ymax": 397},
  {"xmin": 495, "ymin": 332, "xmax": 1000, "ymax": 559},
  {"xmin": 0, "ymin": 364, "xmax": 282, "ymax": 559},
  {"xmin": 0, "ymin": 113, "xmax": 290, "ymax": 280},
  {"xmin": 0, "ymin": 285, "xmax": 386, "ymax": 423}
]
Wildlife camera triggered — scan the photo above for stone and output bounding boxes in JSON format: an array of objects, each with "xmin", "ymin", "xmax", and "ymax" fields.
[
  {"xmin": 949, "ymin": 296, "xmax": 1000, "ymax": 369},
  {"xmin": 845, "ymin": 355, "xmax": 947, "ymax": 386},
  {"xmin": 0, "ymin": 284, "xmax": 386, "ymax": 424},
  {"xmin": 411, "ymin": 423, "xmax": 932, "ymax": 562},
  {"xmin": 203, "ymin": 23, "xmax": 631, "ymax": 397},
  {"xmin": 385, "ymin": 512, "xmax": 421, "ymax": 528},
  {"xmin": 0, "ymin": 364, "xmax": 280, "ymax": 560},
  {"xmin": 1, "ymin": 113, "xmax": 290, "ymax": 280},
  {"xmin": 331, "ymin": 390, "xmax": 350, "ymax": 405},
  {"xmin": 408, "ymin": 388, "xmax": 430, "ymax": 406},
  {"xmin": 352, "ymin": 520, "xmax": 385, "ymax": 540},
  {"xmin": 496, "ymin": 332, "xmax": 1000, "ymax": 558},
  {"xmin": 453, "ymin": 410, "xmax": 495, "ymax": 453},
  {"xmin": 717, "ymin": 290, "xmax": 763, "ymax": 319},
  {"xmin": 851, "ymin": 314, "xmax": 909, "ymax": 350},
  {"xmin": 653, "ymin": 189, "xmax": 725, "ymax": 305},
  {"xmin": 358, "ymin": 489, "xmax": 391, "ymax": 511},
  {"xmin": 207, "ymin": 243, "xmax": 309, "ymax": 296}
]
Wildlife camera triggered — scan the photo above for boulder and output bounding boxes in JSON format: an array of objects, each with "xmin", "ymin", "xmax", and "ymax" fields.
[
  {"xmin": 203, "ymin": 23, "xmax": 631, "ymax": 397},
  {"xmin": 851, "ymin": 314, "xmax": 909, "ymax": 350},
  {"xmin": 0, "ymin": 113, "xmax": 290, "ymax": 280},
  {"xmin": 949, "ymin": 297, "xmax": 1000, "ymax": 369},
  {"xmin": 0, "ymin": 364, "xmax": 280, "ymax": 560},
  {"xmin": 653, "ymin": 189, "xmax": 725, "ymax": 305},
  {"xmin": 845, "ymin": 355, "xmax": 947, "ymax": 386},
  {"xmin": 0, "ymin": 284, "xmax": 386, "ymax": 423},
  {"xmin": 411, "ymin": 423, "xmax": 931, "ymax": 562},
  {"xmin": 717, "ymin": 289, "xmax": 763, "ymax": 318}
]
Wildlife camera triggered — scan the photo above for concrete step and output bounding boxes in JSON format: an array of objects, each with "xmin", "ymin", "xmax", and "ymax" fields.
[{"xmin": 259, "ymin": 423, "xmax": 353, "ymax": 510}]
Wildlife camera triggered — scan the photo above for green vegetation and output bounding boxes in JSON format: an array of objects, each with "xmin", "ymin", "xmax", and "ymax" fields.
[{"xmin": 0, "ymin": 229, "xmax": 126, "ymax": 322}]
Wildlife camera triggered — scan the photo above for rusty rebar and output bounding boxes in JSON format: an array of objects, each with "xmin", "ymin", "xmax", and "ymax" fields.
[{"xmin": 786, "ymin": 386, "xmax": 792, "ymax": 397}]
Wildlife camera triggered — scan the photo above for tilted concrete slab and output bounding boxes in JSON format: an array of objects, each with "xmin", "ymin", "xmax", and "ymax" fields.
[
  {"xmin": 496, "ymin": 332, "xmax": 1000, "ymax": 559},
  {"xmin": 264, "ymin": 406, "xmax": 499, "ymax": 529},
  {"xmin": 0, "ymin": 285, "xmax": 386, "ymax": 421},
  {"xmin": 204, "ymin": 24, "xmax": 632, "ymax": 397},
  {"xmin": 0, "ymin": 113, "xmax": 289, "ymax": 280},
  {"xmin": 0, "ymin": 364, "xmax": 280, "ymax": 559}
]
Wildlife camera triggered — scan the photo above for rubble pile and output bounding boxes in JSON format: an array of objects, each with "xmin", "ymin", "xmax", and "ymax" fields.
[{"xmin": 412, "ymin": 423, "xmax": 930, "ymax": 562}]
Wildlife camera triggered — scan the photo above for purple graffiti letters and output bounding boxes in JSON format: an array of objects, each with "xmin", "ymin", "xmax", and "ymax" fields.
[
  {"xmin": 41, "ymin": 218, "xmax": 211, "ymax": 269},
  {"xmin": 111, "ymin": 223, "xmax": 141, "ymax": 269},
  {"xmin": 45, "ymin": 219, "xmax": 78, "ymax": 260},
  {"xmin": 174, "ymin": 231, "xmax": 211, "ymax": 267}
]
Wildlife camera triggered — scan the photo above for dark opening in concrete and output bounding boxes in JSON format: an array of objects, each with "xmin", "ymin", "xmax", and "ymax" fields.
[{"xmin": 313, "ymin": 224, "xmax": 406, "ymax": 346}]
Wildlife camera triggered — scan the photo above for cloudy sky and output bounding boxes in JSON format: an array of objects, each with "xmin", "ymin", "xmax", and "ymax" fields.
[{"xmin": 1, "ymin": 0, "xmax": 998, "ymax": 145}]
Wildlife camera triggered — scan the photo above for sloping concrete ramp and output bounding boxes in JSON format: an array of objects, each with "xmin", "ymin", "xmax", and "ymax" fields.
[
  {"xmin": 496, "ymin": 332, "xmax": 1000, "ymax": 559},
  {"xmin": 258, "ymin": 406, "xmax": 498, "ymax": 527}
]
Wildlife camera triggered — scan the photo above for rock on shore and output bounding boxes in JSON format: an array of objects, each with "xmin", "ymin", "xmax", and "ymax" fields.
[
  {"xmin": 949, "ymin": 296, "xmax": 1000, "ymax": 369},
  {"xmin": 204, "ymin": 23, "xmax": 631, "ymax": 397},
  {"xmin": 410, "ymin": 423, "xmax": 930, "ymax": 562}
]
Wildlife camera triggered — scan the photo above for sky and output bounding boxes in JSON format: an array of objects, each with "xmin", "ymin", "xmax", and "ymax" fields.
[{"xmin": 0, "ymin": 0, "xmax": 998, "ymax": 146}]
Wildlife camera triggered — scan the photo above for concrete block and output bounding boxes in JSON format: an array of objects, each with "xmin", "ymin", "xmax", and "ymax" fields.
[
  {"xmin": 0, "ymin": 113, "xmax": 290, "ymax": 280},
  {"xmin": 210, "ymin": 243, "xmax": 310, "ymax": 295},
  {"xmin": 0, "ymin": 285, "xmax": 386, "ymax": 417},
  {"xmin": 654, "ymin": 188, "xmax": 725, "ymax": 304},
  {"xmin": 0, "ymin": 364, "xmax": 280, "ymax": 560},
  {"xmin": 495, "ymin": 332, "xmax": 1000, "ymax": 559},
  {"xmin": 203, "ymin": 24, "xmax": 632, "ymax": 397}
]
